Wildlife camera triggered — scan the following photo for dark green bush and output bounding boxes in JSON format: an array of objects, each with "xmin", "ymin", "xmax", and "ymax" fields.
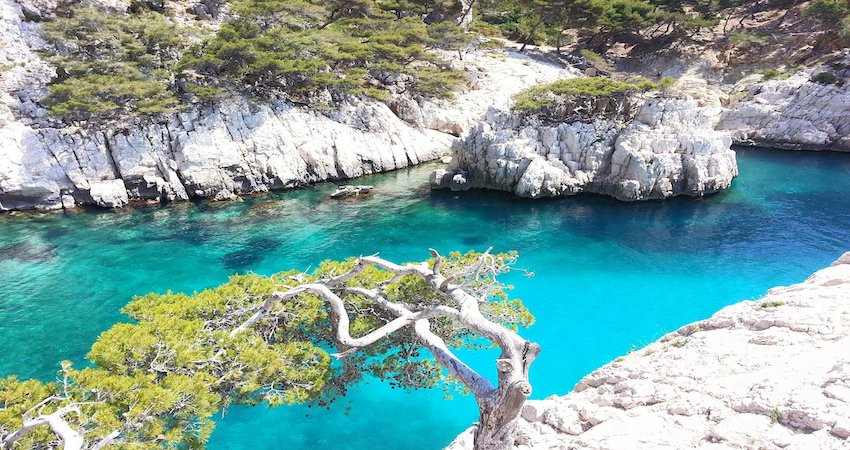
[
  {"xmin": 804, "ymin": 0, "xmax": 850, "ymax": 46},
  {"xmin": 178, "ymin": 0, "xmax": 473, "ymax": 102},
  {"xmin": 727, "ymin": 29, "xmax": 769, "ymax": 46},
  {"xmin": 804, "ymin": 0, "xmax": 850, "ymax": 24},
  {"xmin": 40, "ymin": 0, "xmax": 474, "ymax": 121},
  {"xmin": 40, "ymin": 6, "xmax": 188, "ymax": 121},
  {"xmin": 810, "ymin": 71, "xmax": 841, "ymax": 85},
  {"xmin": 511, "ymin": 76, "xmax": 674, "ymax": 111}
]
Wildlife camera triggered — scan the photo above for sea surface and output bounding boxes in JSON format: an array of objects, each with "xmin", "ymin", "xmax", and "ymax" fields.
[{"xmin": 1, "ymin": 147, "xmax": 849, "ymax": 449}]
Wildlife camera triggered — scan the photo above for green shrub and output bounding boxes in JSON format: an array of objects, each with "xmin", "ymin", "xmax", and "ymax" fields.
[
  {"xmin": 810, "ymin": 71, "xmax": 841, "ymax": 85},
  {"xmin": 40, "ymin": 6, "xmax": 188, "ymax": 121},
  {"xmin": 469, "ymin": 20, "xmax": 503, "ymax": 37},
  {"xmin": 40, "ymin": 1, "xmax": 475, "ymax": 120},
  {"xmin": 760, "ymin": 300, "xmax": 786, "ymax": 308},
  {"xmin": 178, "ymin": 3, "xmax": 471, "ymax": 103},
  {"xmin": 804, "ymin": 0, "xmax": 850, "ymax": 24},
  {"xmin": 44, "ymin": 68, "xmax": 178, "ymax": 118},
  {"xmin": 727, "ymin": 29, "xmax": 769, "ymax": 46},
  {"xmin": 511, "ymin": 76, "xmax": 674, "ymax": 111},
  {"xmin": 580, "ymin": 49, "xmax": 615, "ymax": 72},
  {"xmin": 843, "ymin": 15, "xmax": 850, "ymax": 43},
  {"xmin": 758, "ymin": 68, "xmax": 783, "ymax": 80},
  {"xmin": 804, "ymin": 0, "xmax": 850, "ymax": 46}
]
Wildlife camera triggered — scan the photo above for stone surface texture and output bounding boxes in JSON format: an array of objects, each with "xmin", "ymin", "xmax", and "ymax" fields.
[
  {"xmin": 449, "ymin": 253, "xmax": 850, "ymax": 450},
  {"xmin": 432, "ymin": 96, "xmax": 738, "ymax": 201},
  {"xmin": 0, "ymin": 0, "xmax": 572, "ymax": 210},
  {"xmin": 718, "ymin": 74, "xmax": 850, "ymax": 151}
]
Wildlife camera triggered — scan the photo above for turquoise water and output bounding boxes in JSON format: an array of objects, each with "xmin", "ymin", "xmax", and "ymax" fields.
[{"xmin": 1, "ymin": 147, "xmax": 850, "ymax": 448}]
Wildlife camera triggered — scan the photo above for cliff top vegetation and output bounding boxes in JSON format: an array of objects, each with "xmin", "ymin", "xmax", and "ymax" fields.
[{"xmin": 511, "ymin": 76, "xmax": 675, "ymax": 112}]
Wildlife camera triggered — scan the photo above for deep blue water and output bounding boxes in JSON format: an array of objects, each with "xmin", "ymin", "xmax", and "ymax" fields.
[{"xmin": 1, "ymin": 147, "xmax": 850, "ymax": 449}]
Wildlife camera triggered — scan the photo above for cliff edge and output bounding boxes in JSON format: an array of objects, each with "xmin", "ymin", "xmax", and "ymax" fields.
[{"xmin": 449, "ymin": 253, "xmax": 850, "ymax": 449}]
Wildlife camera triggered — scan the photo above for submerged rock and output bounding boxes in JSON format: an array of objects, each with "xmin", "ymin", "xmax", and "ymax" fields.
[
  {"xmin": 432, "ymin": 96, "xmax": 738, "ymax": 201},
  {"xmin": 330, "ymin": 185, "xmax": 374, "ymax": 198},
  {"xmin": 0, "ymin": 240, "xmax": 57, "ymax": 263},
  {"xmin": 448, "ymin": 252, "xmax": 850, "ymax": 449}
]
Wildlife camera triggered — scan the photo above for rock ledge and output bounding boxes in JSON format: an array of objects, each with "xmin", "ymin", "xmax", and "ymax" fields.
[{"xmin": 449, "ymin": 252, "xmax": 850, "ymax": 449}]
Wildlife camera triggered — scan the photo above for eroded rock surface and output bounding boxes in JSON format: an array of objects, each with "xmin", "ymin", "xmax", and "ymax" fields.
[
  {"xmin": 719, "ymin": 70, "xmax": 850, "ymax": 151},
  {"xmin": 432, "ymin": 96, "xmax": 737, "ymax": 201},
  {"xmin": 449, "ymin": 253, "xmax": 850, "ymax": 450}
]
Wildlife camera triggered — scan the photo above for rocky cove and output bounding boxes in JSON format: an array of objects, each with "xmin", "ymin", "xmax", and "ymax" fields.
[
  {"xmin": 1, "ymin": 149, "xmax": 850, "ymax": 449},
  {"xmin": 0, "ymin": 0, "xmax": 572, "ymax": 210},
  {"xmin": 2, "ymin": 0, "xmax": 850, "ymax": 448},
  {"xmin": 3, "ymin": 0, "xmax": 850, "ymax": 211}
]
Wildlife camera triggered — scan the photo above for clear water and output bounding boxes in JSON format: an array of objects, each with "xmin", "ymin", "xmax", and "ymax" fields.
[{"xmin": 1, "ymin": 147, "xmax": 850, "ymax": 449}]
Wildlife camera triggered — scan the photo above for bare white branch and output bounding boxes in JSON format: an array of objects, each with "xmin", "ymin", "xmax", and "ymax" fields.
[
  {"xmin": 229, "ymin": 251, "xmax": 540, "ymax": 450},
  {"xmin": 2, "ymin": 405, "xmax": 84, "ymax": 450}
]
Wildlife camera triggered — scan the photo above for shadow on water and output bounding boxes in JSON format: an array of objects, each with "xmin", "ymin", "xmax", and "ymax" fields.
[
  {"xmin": 221, "ymin": 237, "xmax": 283, "ymax": 271},
  {"xmin": 425, "ymin": 183, "xmax": 768, "ymax": 255}
]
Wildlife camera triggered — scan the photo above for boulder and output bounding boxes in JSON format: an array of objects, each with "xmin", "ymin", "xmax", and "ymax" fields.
[
  {"xmin": 718, "ymin": 67, "xmax": 850, "ymax": 152},
  {"xmin": 432, "ymin": 96, "xmax": 737, "ymax": 201}
]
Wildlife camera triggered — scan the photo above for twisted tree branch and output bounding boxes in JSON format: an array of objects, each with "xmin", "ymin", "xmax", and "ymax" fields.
[
  {"xmin": 230, "ymin": 251, "xmax": 539, "ymax": 450},
  {"xmin": 1, "ymin": 405, "xmax": 83, "ymax": 450}
]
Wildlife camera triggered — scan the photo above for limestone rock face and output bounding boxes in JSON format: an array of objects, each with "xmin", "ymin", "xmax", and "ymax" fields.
[
  {"xmin": 0, "ymin": 0, "xmax": 572, "ymax": 211},
  {"xmin": 432, "ymin": 96, "xmax": 737, "ymax": 201},
  {"xmin": 448, "ymin": 253, "xmax": 850, "ymax": 450},
  {"xmin": 718, "ymin": 72, "xmax": 850, "ymax": 151},
  {"xmin": 0, "ymin": 99, "xmax": 457, "ymax": 210}
]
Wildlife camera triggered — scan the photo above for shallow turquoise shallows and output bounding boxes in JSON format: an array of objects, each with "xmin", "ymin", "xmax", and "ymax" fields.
[{"xmin": 2, "ymin": 147, "xmax": 850, "ymax": 449}]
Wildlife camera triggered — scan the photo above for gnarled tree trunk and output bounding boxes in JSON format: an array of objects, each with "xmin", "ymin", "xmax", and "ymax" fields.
[{"xmin": 474, "ymin": 342, "xmax": 539, "ymax": 450}]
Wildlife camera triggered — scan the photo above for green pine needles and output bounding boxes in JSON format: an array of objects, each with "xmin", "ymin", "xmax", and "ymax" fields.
[
  {"xmin": 0, "ymin": 251, "xmax": 533, "ymax": 449},
  {"xmin": 39, "ymin": 0, "xmax": 474, "ymax": 122},
  {"xmin": 40, "ymin": 6, "xmax": 190, "ymax": 121},
  {"xmin": 511, "ymin": 76, "xmax": 675, "ymax": 112}
]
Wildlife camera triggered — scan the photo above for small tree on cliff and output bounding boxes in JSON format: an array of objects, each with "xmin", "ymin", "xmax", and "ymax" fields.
[{"xmin": 0, "ymin": 250, "xmax": 538, "ymax": 450}]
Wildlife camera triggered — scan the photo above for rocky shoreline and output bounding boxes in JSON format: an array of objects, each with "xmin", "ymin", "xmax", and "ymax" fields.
[
  {"xmin": 0, "ymin": 0, "xmax": 573, "ymax": 211},
  {"xmin": 431, "ymin": 96, "xmax": 737, "ymax": 201},
  {"xmin": 718, "ymin": 70, "xmax": 850, "ymax": 152},
  {"xmin": 449, "ymin": 253, "xmax": 850, "ymax": 450},
  {"xmin": 3, "ymin": 0, "xmax": 850, "ymax": 211}
]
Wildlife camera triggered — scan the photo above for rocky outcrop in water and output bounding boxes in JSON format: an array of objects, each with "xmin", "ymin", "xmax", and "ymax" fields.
[
  {"xmin": 449, "ymin": 252, "xmax": 850, "ymax": 449},
  {"xmin": 431, "ymin": 96, "xmax": 738, "ymax": 201},
  {"xmin": 0, "ymin": 0, "xmax": 572, "ymax": 211},
  {"xmin": 718, "ymin": 63, "xmax": 850, "ymax": 151}
]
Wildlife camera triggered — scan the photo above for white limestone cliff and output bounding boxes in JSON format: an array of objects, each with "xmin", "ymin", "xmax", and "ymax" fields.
[
  {"xmin": 718, "ymin": 69, "xmax": 850, "ymax": 152},
  {"xmin": 431, "ymin": 96, "xmax": 738, "ymax": 201},
  {"xmin": 448, "ymin": 252, "xmax": 850, "ymax": 450},
  {"xmin": 0, "ymin": 0, "xmax": 573, "ymax": 211}
]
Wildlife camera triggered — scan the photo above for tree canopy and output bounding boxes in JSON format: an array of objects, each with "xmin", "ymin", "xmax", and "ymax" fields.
[
  {"xmin": 476, "ymin": 0, "xmax": 722, "ymax": 51},
  {"xmin": 39, "ymin": 0, "xmax": 476, "ymax": 122},
  {"xmin": 1, "ymin": 250, "xmax": 535, "ymax": 449}
]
